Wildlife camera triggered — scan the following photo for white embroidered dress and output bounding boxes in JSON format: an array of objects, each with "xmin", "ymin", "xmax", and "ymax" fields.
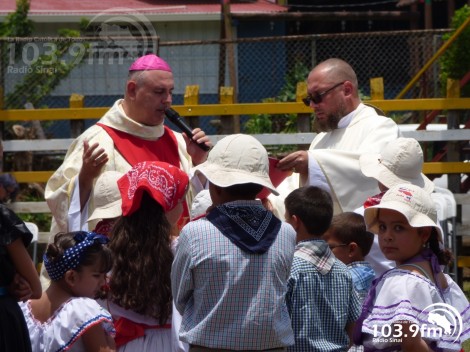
[
  {"xmin": 359, "ymin": 269, "xmax": 470, "ymax": 351},
  {"xmin": 20, "ymin": 297, "xmax": 115, "ymax": 352}
]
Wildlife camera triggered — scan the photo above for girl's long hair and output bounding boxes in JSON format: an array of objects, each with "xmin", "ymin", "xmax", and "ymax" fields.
[{"xmin": 108, "ymin": 192, "xmax": 173, "ymax": 324}]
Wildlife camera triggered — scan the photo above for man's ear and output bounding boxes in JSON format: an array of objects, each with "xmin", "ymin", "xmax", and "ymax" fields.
[
  {"xmin": 343, "ymin": 81, "xmax": 354, "ymax": 97},
  {"xmin": 126, "ymin": 81, "xmax": 137, "ymax": 100}
]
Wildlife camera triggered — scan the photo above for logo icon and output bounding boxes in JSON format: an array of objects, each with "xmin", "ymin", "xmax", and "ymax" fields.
[
  {"xmin": 419, "ymin": 303, "xmax": 463, "ymax": 342},
  {"xmin": 86, "ymin": 8, "xmax": 158, "ymax": 62}
]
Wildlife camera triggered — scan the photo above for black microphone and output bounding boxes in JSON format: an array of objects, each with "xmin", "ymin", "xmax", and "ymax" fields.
[{"xmin": 165, "ymin": 108, "xmax": 211, "ymax": 151}]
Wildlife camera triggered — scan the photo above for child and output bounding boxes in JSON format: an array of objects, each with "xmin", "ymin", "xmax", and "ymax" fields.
[
  {"xmin": 20, "ymin": 231, "xmax": 115, "ymax": 352},
  {"xmin": 284, "ymin": 186, "xmax": 361, "ymax": 352},
  {"xmin": 358, "ymin": 137, "xmax": 435, "ymax": 276},
  {"xmin": 323, "ymin": 212, "xmax": 375, "ymax": 303},
  {"xmin": 104, "ymin": 160, "xmax": 189, "ymax": 351},
  {"xmin": 172, "ymin": 134, "xmax": 296, "ymax": 351},
  {"xmin": 189, "ymin": 189, "xmax": 212, "ymax": 221},
  {"xmin": 0, "ymin": 205, "xmax": 42, "ymax": 352},
  {"xmin": 87, "ymin": 170, "xmax": 124, "ymax": 236},
  {"xmin": 353, "ymin": 184, "xmax": 470, "ymax": 351},
  {"xmin": 0, "ymin": 173, "xmax": 20, "ymax": 203}
]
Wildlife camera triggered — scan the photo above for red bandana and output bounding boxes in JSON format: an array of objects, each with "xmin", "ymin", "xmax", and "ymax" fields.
[
  {"xmin": 363, "ymin": 191, "xmax": 386, "ymax": 208},
  {"xmin": 118, "ymin": 161, "xmax": 189, "ymax": 217}
]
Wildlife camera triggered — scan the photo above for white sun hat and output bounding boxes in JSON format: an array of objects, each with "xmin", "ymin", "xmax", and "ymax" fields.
[
  {"xmin": 194, "ymin": 134, "xmax": 279, "ymax": 196},
  {"xmin": 359, "ymin": 137, "xmax": 434, "ymax": 194},
  {"xmin": 364, "ymin": 183, "xmax": 441, "ymax": 238},
  {"xmin": 190, "ymin": 189, "xmax": 212, "ymax": 220},
  {"xmin": 88, "ymin": 171, "xmax": 124, "ymax": 222}
]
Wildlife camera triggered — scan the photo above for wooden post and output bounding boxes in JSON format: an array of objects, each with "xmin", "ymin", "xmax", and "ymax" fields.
[
  {"xmin": 446, "ymin": 79, "xmax": 461, "ymax": 194},
  {"xmin": 69, "ymin": 94, "xmax": 84, "ymax": 138},
  {"xmin": 296, "ymin": 81, "xmax": 311, "ymax": 150},
  {"xmin": 446, "ymin": 78, "xmax": 461, "ymax": 285},
  {"xmin": 0, "ymin": 86, "xmax": 3, "ymax": 172},
  {"xmin": 424, "ymin": 0, "xmax": 433, "ymax": 29},
  {"xmin": 221, "ymin": 0, "xmax": 240, "ymax": 133},
  {"xmin": 220, "ymin": 86, "xmax": 234, "ymax": 134},
  {"xmin": 184, "ymin": 85, "xmax": 200, "ymax": 129},
  {"xmin": 447, "ymin": 0, "xmax": 455, "ymax": 27}
]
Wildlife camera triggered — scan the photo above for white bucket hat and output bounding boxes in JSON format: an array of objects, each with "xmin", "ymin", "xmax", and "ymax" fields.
[
  {"xmin": 364, "ymin": 183, "xmax": 441, "ymax": 238},
  {"xmin": 359, "ymin": 137, "xmax": 434, "ymax": 193},
  {"xmin": 88, "ymin": 171, "xmax": 124, "ymax": 222},
  {"xmin": 190, "ymin": 189, "xmax": 212, "ymax": 219},
  {"xmin": 194, "ymin": 134, "xmax": 279, "ymax": 196}
]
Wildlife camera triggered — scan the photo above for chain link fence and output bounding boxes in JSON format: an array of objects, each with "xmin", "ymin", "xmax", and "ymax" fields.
[{"xmin": 0, "ymin": 29, "xmax": 452, "ymax": 137}]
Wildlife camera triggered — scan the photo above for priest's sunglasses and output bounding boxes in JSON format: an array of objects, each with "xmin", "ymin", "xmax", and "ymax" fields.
[{"xmin": 302, "ymin": 81, "xmax": 345, "ymax": 106}]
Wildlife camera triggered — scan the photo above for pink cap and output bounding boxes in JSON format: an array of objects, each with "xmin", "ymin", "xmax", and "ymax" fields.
[{"xmin": 128, "ymin": 54, "xmax": 172, "ymax": 72}]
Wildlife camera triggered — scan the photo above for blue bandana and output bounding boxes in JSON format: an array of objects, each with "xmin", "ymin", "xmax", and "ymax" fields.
[
  {"xmin": 206, "ymin": 203, "xmax": 281, "ymax": 254},
  {"xmin": 43, "ymin": 231, "xmax": 109, "ymax": 281}
]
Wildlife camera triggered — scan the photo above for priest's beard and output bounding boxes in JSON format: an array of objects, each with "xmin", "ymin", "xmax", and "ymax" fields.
[{"xmin": 312, "ymin": 102, "xmax": 347, "ymax": 132}]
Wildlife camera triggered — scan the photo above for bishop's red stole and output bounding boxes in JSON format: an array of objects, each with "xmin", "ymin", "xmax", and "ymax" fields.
[{"xmin": 97, "ymin": 123, "xmax": 190, "ymax": 227}]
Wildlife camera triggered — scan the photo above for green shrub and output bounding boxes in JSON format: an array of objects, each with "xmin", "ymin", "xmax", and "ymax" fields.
[{"xmin": 439, "ymin": 5, "xmax": 470, "ymax": 98}]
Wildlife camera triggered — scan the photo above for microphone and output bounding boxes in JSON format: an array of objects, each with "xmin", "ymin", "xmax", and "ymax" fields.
[{"xmin": 165, "ymin": 108, "xmax": 211, "ymax": 151}]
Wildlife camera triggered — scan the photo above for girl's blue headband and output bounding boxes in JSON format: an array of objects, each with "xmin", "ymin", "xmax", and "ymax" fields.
[{"xmin": 43, "ymin": 231, "xmax": 109, "ymax": 281}]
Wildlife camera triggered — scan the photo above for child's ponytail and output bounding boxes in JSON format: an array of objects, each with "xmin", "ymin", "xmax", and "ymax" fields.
[{"xmin": 428, "ymin": 227, "xmax": 453, "ymax": 267}]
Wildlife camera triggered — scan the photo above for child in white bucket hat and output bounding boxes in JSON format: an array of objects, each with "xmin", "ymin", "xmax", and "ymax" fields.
[
  {"xmin": 352, "ymin": 184, "xmax": 470, "ymax": 351},
  {"xmin": 359, "ymin": 137, "xmax": 434, "ymax": 194},
  {"xmin": 172, "ymin": 134, "xmax": 296, "ymax": 351},
  {"xmin": 87, "ymin": 170, "xmax": 124, "ymax": 236},
  {"xmin": 357, "ymin": 137, "xmax": 435, "ymax": 276}
]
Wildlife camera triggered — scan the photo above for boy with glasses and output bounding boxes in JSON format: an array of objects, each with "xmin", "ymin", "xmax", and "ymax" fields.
[{"xmin": 323, "ymin": 212, "xmax": 375, "ymax": 303}]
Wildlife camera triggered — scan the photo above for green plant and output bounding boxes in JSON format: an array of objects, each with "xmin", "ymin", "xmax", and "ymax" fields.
[
  {"xmin": 439, "ymin": 5, "xmax": 470, "ymax": 98},
  {"xmin": 245, "ymin": 61, "xmax": 311, "ymax": 155},
  {"xmin": 0, "ymin": 0, "xmax": 32, "ymax": 38},
  {"xmin": 4, "ymin": 28, "xmax": 89, "ymax": 109}
]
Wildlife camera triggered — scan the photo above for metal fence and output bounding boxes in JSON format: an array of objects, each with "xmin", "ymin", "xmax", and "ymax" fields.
[{"xmin": 0, "ymin": 29, "xmax": 453, "ymax": 137}]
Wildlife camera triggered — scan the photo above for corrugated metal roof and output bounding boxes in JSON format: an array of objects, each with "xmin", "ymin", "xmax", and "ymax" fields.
[{"xmin": 0, "ymin": 0, "xmax": 287, "ymax": 17}]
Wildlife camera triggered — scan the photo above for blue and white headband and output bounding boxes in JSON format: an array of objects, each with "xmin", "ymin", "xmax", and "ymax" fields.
[{"xmin": 44, "ymin": 231, "xmax": 109, "ymax": 281}]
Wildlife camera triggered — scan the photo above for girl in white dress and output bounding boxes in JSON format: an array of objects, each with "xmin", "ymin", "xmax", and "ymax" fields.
[
  {"xmin": 20, "ymin": 231, "xmax": 115, "ymax": 352},
  {"xmin": 352, "ymin": 184, "xmax": 470, "ymax": 351},
  {"xmin": 104, "ymin": 161, "xmax": 189, "ymax": 352}
]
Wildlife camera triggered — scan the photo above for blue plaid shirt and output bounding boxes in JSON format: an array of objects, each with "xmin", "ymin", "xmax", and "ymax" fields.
[
  {"xmin": 172, "ymin": 200, "xmax": 296, "ymax": 350},
  {"xmin": 286, "ymin": 239, "xmax": 361, "ymax": 352},
  {"xmin": 348, "ymin": 261, "xmax": 375, "ymax": 304}
]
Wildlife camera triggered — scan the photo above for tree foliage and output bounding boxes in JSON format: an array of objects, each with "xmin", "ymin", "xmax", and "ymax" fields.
[
  {"xmin": 439, "ymin": 4, "xmax": 470, "ymax": 97},
  {"xmin": 5, "ymin": 29, "xmax": 86, "ymax": 109},
  {"xmin": 0, "ymin": 0, "xmax": 33, "ymax": 37},
  {"xmin": 245, "ymin": 61, "xmax": 310, "ymax": 135}
]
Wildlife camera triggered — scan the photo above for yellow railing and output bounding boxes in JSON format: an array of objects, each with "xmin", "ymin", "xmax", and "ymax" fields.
[
  {"xmin": 2, "ymin": 98, "xmax": 470, "ymax": 121},
  {"xmin": 1, "ymin": 82, "xmax": 469, "ymax": 184}
]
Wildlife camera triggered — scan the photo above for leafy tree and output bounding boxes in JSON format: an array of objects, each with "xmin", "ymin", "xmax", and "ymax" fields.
[
  {"xmin": 439, "ymin": 4, "xmax": 470, "ymax": 98},
  {"xmin": 0, "ymin": 0, "xmax": 88, "ymax": 232},
  {"xmin": 0, "ymin": 0, "xmax": 32, "ymax": 37},
  {"xmin": 5, "ymin": 28, "xmax": 87, "ymax": 109}
]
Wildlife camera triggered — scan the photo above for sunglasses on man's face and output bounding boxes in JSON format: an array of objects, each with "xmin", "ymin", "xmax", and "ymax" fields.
[{"xmin": 302, "ymin": 81, "xmax": 345, "ymax": 107}]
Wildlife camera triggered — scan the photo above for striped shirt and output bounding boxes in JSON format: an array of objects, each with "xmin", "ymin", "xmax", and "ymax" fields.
[
  {"xmin": 286, "ymin": 239, "xmax": 361, "ymax": 352},
  {"xmin": 172, "ymin": 200, "xmax": 296, "ymax": 350}
]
